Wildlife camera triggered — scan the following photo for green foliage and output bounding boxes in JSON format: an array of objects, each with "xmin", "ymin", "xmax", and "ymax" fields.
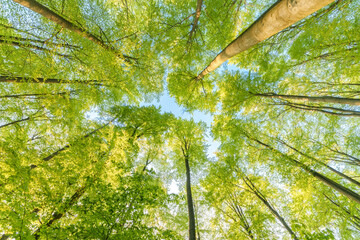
[{"xmin": 1, "ymin": 0, "xmax": 360, "ymax": 239}]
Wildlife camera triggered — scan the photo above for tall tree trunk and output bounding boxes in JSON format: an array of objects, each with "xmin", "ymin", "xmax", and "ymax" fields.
[
  {"xmin": 323, "ymin": 193, "xmax": 360, "ymax": 228},
  {"xmin": 0, "ymin": 116, "xmax": 30, "ymax": 129},
  {"xmin": 291, "ymin": 47, "xmax": 358, "ymax": 67},
  {"xmin": 325, "ymin": 146, "xmax": 360, "ymax": 166},
  {"xmin": 33, "ymin": 185, "xmax": 87, "ymax": 239},
  {"xmin": 0, "ymin": 75, "xmax": 99, "ymax": 84},
  {"xmin": 247, "ymin": 134, "xmax": 360, "ymax": 204},
  {"xmin": 0, "ymin": 34, "xmax": 80, "ymax": 49},
  {"xmin": 12, "ymin": 0, "xmax": 135, "ymax": 63},
  {"xmin": 240, "ymin": 174, "xmax": 299, "ymax": 240},
  {"xmin": 185, "ymin": 155, "xmax": 196, "ymax": 240},
  {"xmin": 254, "ymin": 92, "xmax": 360, "ymax": 106},
  {"xmin": 196, "ymin": 0, "xmax": 336, "ymax": 79},
  {"xmin": 0, "ymin": 39, "xmax": 72, "ymax": 58},
  {"xmin": 0, "ymin": 91, "xmax": 75, "ymax": 99},
  {"xmin": 30, "ymin": 117, "xmax": 116, "ymax": 169},
  {"xmin": 187, "ymin": 0, "xmax": 203, "ymax": 46},
  {"xmin": 276, "ymin": 101, "xmax": 360, "ymax": 117},
  {"xmin": 225, "ymin": 195, "xmax": 255, "ymax": 240},
  {"xmin": 277, "ymin": 138, "xmax": 360, "ymax": 187}
]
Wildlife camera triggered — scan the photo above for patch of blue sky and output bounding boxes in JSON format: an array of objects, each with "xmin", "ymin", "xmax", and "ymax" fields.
[{"xmin": 141, "ymin": 88, "xmax": 220, "ymax": 159}]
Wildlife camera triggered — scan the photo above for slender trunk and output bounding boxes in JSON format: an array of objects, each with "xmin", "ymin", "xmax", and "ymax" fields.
[
  {"xmin": 226, "ymin": 196, "xmax": 255, "ymax": 240},
  {"xmin": 0, "ymin": 34, "xmax": 80, "ymax": 49},
  {"xmin": 241, "ymin": 175, "xmax": 298, "ymax": 240},
  {"xmin": 0, "ymin": 91, "xmax": 75, "ymax": 99},
  {"xmin": 315, "ymin": 161, "xmax": 360, "ymax": 188},
  {"xmin": 292, "ymin": 47, "xmax": 358, "ymax": 67},
  {"xmin": 254, "ymin": 191, "xmax": 298, "ymax": 240},
  {"xmin": 30, "ymin": 118, "xmax": 116, "ymax": 169},
  {"xmin": 305, "ymin": 163, "xmax": 360, "ymax": 204},
  {"xmin": 33, "ymin": 185, "xmax": 87, "ymax": 239},
  {"xmin": 0, "ymin": 116, "xmax": 30, "ymax": 129},
  {"xmin": 328, "ymin": 148, "xmax": 360, "ymax": 165},
  {"xmin": 196, "ymin": 0, "xmax": 335, "ymax": 79},
  {"xmin": 0, "ymin": 39, "xmax": 72, "ymax": 58},
  {"xmin": 185, "ymin": 156, "xmax": 196, "ymax": 240},
  {"xmin": 12, "ymin": 0, "xmax": 135, "ymax": 62},
  {"xmin": 312, "ymin": 81, "xmax": 360, "ymax": 87},
  {"xmin": 249, "ymin": 135, "xmax": 360, "ymax": 204},
  {"xmin": 187, "ymin": 0, "xmax": 203, "ymax": 45},
  {"xmin": 277, "ymin": 138, "xmax": 360, "ymax": 187},
  {"xmin": 0, "ymin": 75, "xmax": 100, "ymax": 85},
  {"xmin": 255, "ymin": 92, "xmax": 360, "ymax": 106},
  {"xmin": 276, "ymin": 102, "xmax": 360, "ymax": 117},
  {"xmin": 323, "ymin": 193, "xmax": 360, "ymax": 227}
]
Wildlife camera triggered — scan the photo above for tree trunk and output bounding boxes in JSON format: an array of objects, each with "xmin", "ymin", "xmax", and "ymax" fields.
[
  {"xmin": 33, "ymin": 185, "xmax": 87, "ymax": 239},
  {"xmin": 0, "ymin": 116, "xmax": 30, "ymax": 129},
  {"xmin": 0, "ymin": 91, "xmax": 75, "ymax": 99},
  {"xmin": 226, "ymin": 195, "xmax": 255, "ymax": 240},
  {"xmin": 12, "ymin": 0, "xmax": 135, "ymax": 62},
  {"xmin": 0, "ymin": 34, "xmax": 80, "ymax": 49},
  {"xmin": 0, "ymin": 39, "xmax": 72, "ymax": 58},
  {"xmin": 0, "ymin": 75, "xmax": 99, "ymax": 84},
  {"xmin": 277, "ymin": 138, "xmax": 360, "ymax": 187},
  {"xmin": 185, "ymin": 156, "xmax": 196, "ymax": 240},
  {"xmin": 187, "ymin": 0, "xmax": 203, "ymax": 46},
  {"xmin": 241, "ymin": 175, "xmax": 299, "ymax": 240},
  {"xmin": 276, "ymin": 101, "xmax": 360, "ymax": 117},
  {"xmin": 196, "ymin": 0, "xmax": 336, "ymax": 79},
  {"xmin": 255, "ymin": 92, "xmax": 360, "ymax": 106},
  {"xmin": 249, "ymin": 135, "xmax": 360, "ymax": 205},
  {"xmin": 305, "ymin": 163, "xmax": 360, "ymax": 204},
  {"xmin": 327, "ymin": 147, "xmax": 360, "ymax": 166},
  {"xmin": 30, "ymin": 117, "xmax": 116, "ymax": 169},
  {"xmin": 323, "ymin": 193, "xmax": 360, "ymax": 226}
]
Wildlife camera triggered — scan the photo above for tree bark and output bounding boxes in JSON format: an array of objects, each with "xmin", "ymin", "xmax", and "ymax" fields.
[
  {"xmin": 12, "ymin": 0, "xmax": 135, "ymax": 62},
  {"xmin": 0, "ymin": 39, "xmax": 72, "ymax": 58},
  {"xmin": 225, "ymin": 195, "xmax": 255, "ymax": 240},
  {"xmin": 0, "ymin": 75, "xmax": 100, "ymax": 85},
  {"xmin": 0, "ymin": 91, "xmax": 75, "ymax": 99},
  {"xmin": 248, "ymin": 134, "xmax": 360, "ymax": 205},
  {"xmin": 323, "ymin": 193, "xmax": 360, "ymax": 226},
  {"xmin": 0, "ymin": 34, "xmax": 80, "ymax": 49},
  {"xmin": 187, "ymin": 0, "xmax": 203, "ymax": 46},
  {"xmin": 185, "ymin": 155, "xmax": 196, "ymax": 240},
  {"xmin": 241, "ymin": 175, "xmax": 299, "ymax": 240},
  {"xmin": 196, "ymin": 0, "xmax": 336, "ymax": 79},
  {"xmin": 30, "ymin": 118, "xmax": 116, "ymax": 169},
  {"xmin": 255, "ymin": 92, "xmax": 360, "ymax": 106},
  {"xmin": 276, "ymin": 102, "xmax": 360, "ymax": 117},
  {"xmin": 33, "ymin": 185, "xmax": 87, "ymax": 239},
  {"xmin": 0, "ymin": 116, "xmax": 30, "ymax": 129},
  {"xmin": 277, "ymin": 138, "xmax": 360, "ymax": 187}
]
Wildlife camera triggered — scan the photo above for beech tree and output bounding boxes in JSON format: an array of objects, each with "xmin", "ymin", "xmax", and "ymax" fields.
[
  {"xmin": 1, "ymin": 0, "xmax": 359, "ymax": 239},
  {"xmin": 196, "ymin": 0, "xmax": 336, "ymax": 79},
  {"xmin": 167, "ymin": 119, "xmax": 208, "ymax": 240}
]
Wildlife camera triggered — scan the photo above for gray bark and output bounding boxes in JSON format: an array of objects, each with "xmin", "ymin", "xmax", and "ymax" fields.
[
  {"xmin": 255, "ymin": 92, "xmax": 360, "ymax": 106},
  {"xmin": 12, "ymin": 0, "xmax": 135, "ymax": 62},
  {"xmin": 197, "ymin": 0, "xmax": 336, "ymax": 79}
]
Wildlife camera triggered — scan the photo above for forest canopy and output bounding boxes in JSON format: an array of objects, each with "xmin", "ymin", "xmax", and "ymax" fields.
[{"xmin": 1, "ymin": 0, "xmax": 360, "ymax": 239}]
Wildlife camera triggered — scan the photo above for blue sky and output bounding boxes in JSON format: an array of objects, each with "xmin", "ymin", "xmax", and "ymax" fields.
[{"xmin": 142, "ymin": 89, "xmax": 220, "ymax": 159}]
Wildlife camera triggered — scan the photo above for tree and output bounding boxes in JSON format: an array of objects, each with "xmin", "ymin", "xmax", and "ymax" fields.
[
  {"xmin": 1, "ymin": 0, "xmax": 360, "ymax": 239},
  {"xmin": 167, "ymin": 119, "xmax": 208, "ymax": 240},
  {"xmin": 196, "ymin": 0, "xmax": 336, "ymax": 79},
  {"xmin": 251, "ymin": 92, "xmax": 360, "ymax": 106}
]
